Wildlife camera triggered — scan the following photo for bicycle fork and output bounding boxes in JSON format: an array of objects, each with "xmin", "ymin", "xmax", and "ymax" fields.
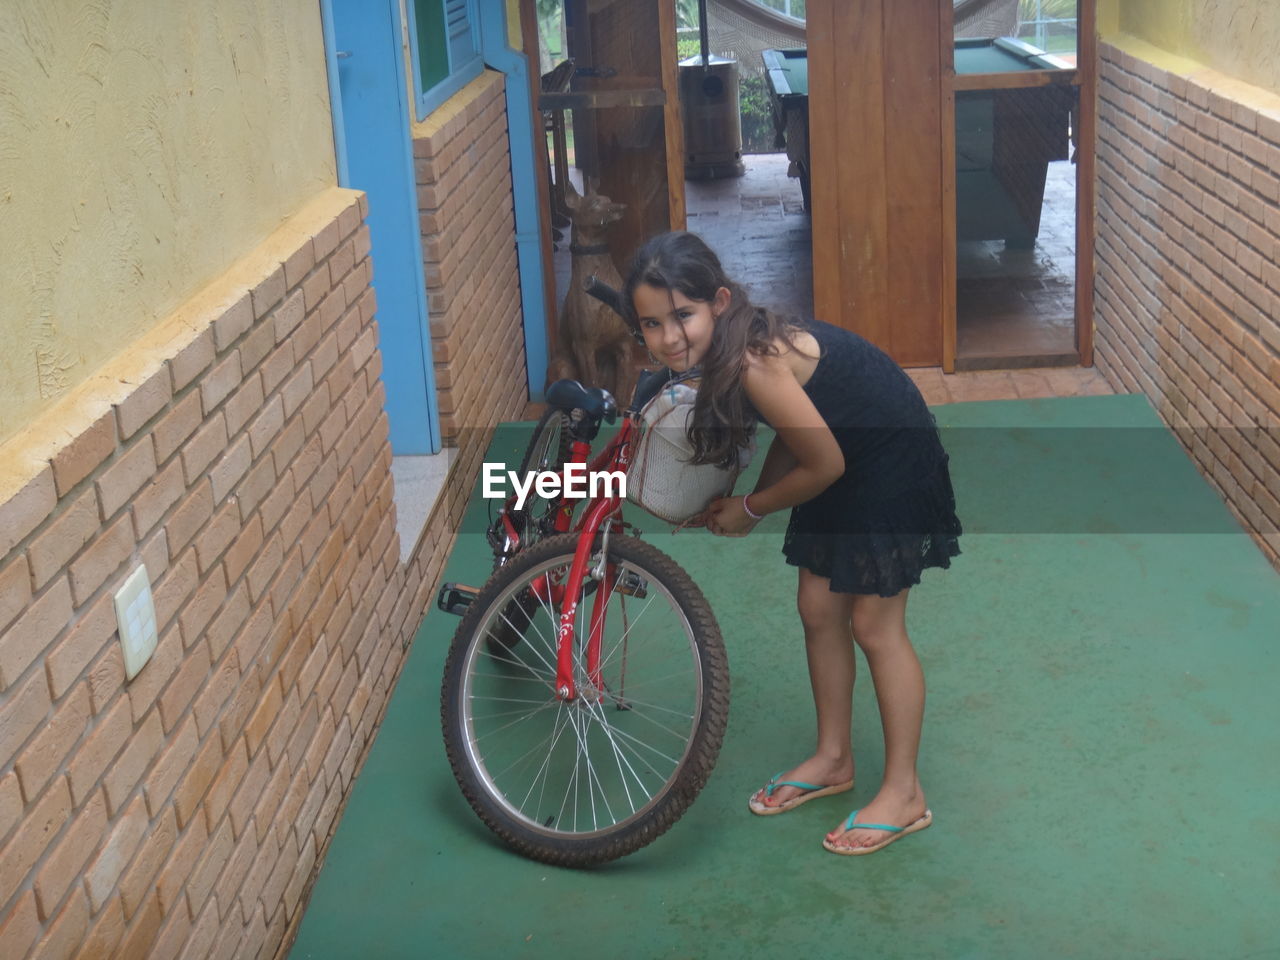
[{"xmin": 554, "ymin": 503, "xmax": 636, "ymax": 703}]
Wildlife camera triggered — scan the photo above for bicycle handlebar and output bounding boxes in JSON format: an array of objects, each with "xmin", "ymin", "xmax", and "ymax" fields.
[{"xmin": 582, "ymin": 275, "xmax": 626, "ymax": 318}]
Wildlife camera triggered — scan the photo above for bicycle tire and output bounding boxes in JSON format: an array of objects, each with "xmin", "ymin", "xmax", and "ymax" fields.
[
  {"xmin": 487, "ymin": 409, "xmax": 574, "ymax": 649},
  {"xmin": 510, "ymin": 407, "xmax": 572, "ymax": 553},
  {"xmin": 441, "ymin": 533, "xmax": 729, "ymax": 866}
]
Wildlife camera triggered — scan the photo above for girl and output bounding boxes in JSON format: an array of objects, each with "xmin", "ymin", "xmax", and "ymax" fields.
[{"xmin": 624, "ymin": 231, "xmax": 962, "ymax": 856}]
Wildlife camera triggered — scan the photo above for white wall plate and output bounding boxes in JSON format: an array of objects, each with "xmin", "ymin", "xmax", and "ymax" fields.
[{"xmin": 114, "ymin": 565, "xmax": 158, "ymax": 681}]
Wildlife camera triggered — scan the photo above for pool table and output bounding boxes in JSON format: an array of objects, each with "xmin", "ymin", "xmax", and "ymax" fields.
[{"xmin": 762, "ymin": 38, "xmax": 1076, "ymax": 246}]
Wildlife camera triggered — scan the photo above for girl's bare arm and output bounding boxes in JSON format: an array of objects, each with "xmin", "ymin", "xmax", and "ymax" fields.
[
  {"xmin": 752, "ymin": 434, "xmax": 798, "ymax": 493},
  {"xmin": 737, "ymin": 351, "xmax": 844, "ymax": 516}
]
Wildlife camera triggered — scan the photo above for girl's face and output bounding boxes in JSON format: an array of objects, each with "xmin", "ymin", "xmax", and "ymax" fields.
[{"xmin": 632, "ymin": 283, "xmax": 730, "ymax": 372}]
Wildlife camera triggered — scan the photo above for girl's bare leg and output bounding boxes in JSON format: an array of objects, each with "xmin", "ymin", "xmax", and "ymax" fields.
[
  {"xmin": 751, "ymin": 569, "xmax": 857, "ymax": 807},
  {"xmin": 824, "ymin": 588, "xmax": 929, "ymax": 850}
]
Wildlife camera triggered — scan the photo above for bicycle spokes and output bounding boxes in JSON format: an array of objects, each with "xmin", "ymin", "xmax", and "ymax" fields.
[
  {"xmin": 461, "ymin": 554, "xmax": 703, "ymax": 836},
  {"xmin": 443, "ymin": 532, "xmax": 727, "ymax": 864}
]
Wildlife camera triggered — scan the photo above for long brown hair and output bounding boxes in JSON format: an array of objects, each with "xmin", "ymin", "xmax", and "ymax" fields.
[{"xmin": 623, "ymin": 231, "xmax": 804, "ymax": 468}]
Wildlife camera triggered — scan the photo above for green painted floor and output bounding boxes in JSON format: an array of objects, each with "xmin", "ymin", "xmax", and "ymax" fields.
[{"xmin": 290, "ymin": 395, "xmax": 1280, "ymax": 960}]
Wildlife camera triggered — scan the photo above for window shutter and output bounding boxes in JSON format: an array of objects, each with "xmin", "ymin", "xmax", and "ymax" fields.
[
  {"xmin": 445, "ymin": 0, "xmax": 481, "ymax": 76},
  {"xmin": 415, "ymin": 0, "xmax": 484, "ymax": 118}
]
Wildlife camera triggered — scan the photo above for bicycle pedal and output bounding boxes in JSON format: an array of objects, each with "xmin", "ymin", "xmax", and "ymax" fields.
[
  {"xmin": 614, "ymin": 571, "xmax": 648, "ymax": 598},
  {"xmin": 437, "ymin": 582, "xmax": 479, "ymax": 616}
]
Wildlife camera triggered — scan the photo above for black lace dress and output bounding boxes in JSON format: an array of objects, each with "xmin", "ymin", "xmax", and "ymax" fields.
[{"xmin": 760, "ymin": 320, "xmax": 962, "ymax": 597}]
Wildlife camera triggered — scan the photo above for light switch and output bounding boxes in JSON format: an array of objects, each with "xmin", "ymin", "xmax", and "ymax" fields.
[{"xmin": 114, "ymin": 565, "xmax": 158, "ymax": 681}]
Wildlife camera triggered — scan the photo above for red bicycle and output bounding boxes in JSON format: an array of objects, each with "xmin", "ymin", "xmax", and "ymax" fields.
[{"xmin": 438, "ymin": 281, "xmax": 730, "ymax": 867}]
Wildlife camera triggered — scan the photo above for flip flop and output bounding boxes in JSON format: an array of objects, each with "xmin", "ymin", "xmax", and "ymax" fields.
[
  {"xmin": 822, "ymin": 808, "xmax": 933, "ymax": 855},
  {"xmin": 748, "ymin": 772, "xmax": 855, "ymax": 816}
]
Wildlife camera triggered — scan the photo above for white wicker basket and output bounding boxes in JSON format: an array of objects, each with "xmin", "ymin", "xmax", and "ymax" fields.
[{"xmin": 627, "ymin": 379, "xmax": 752, "ymax": 524}]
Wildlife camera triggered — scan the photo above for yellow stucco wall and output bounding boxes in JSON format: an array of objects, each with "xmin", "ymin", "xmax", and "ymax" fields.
[
  {"xmin": 1099, "ymin": 0, "xmax": 1280, "ymax": 94},
  {"xmin": 0, "ymin": 0, "xmax": 336, "ymax": 444},
  {"xmin": 508, "ymin": 0, "xmax": 522, "ymax": 48}
]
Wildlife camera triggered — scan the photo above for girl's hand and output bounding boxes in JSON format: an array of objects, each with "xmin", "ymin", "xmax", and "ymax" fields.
[{"xmin": 704, "ymin": 496, "xmax": 759, "ymax": 537}]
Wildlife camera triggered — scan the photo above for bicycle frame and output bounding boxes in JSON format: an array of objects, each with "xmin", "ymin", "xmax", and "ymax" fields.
[
  {"xmin": 441, "ymin": 278, "xmax": 730, "ymax": 864},
  {"xmin": 493, "ymin": 415, "xmax": 642, "ymax": 702}
]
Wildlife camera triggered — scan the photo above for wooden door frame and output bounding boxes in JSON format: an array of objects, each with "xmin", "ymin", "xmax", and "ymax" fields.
[
  {"xmin": 807, "ymin": 0, "xmax": 839, "ymax": 330},
  {"xmin": 1075, "ymin": 0, "xmax": 1096, "ymax": 366},
  {"xmin": 939, "ymin": 0, "xmax": 1098, "ymax": 372},
  {"xmin": 659, "ymin": 0, "xmax": 687, "ymax": 230},
  {"xmin": 940, "ymin": 0, "xmax": 958, "ymax": 372}
]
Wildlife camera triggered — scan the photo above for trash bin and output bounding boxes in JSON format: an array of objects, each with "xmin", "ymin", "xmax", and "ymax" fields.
[{"xmin": 679, "ymin": 55, "xmax": 746, "ymax": 180}]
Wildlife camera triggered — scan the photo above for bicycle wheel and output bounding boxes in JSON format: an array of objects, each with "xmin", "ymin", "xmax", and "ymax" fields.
[
  {"xmin": 487, "ymin": 409, "xmax": 573, "ymax": 650},
  {"xmin": 510, "ymin": 407, "xmax": 572, "ymax": 553},
  {"xmin": 441, "ymin": 532, "xmax": 729, "ymax": 866}
]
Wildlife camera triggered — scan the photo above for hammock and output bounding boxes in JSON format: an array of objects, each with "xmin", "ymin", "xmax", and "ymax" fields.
[
  {"xmin": 698, "ymin": 0, "xmax": 804, "ymax": 73},
  {"xmin": 954, "ymin": 0, "xmax": 1021, "ymax": 39},
  {"xmin": 699, "ymin": 0, "xmax": 1021, "ymax": 72}
]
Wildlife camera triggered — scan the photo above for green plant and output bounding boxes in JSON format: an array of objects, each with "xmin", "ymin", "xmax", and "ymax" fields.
[
  {"xmin": 737, "ymin": 71, "xmax": 778, "ymax": 154},
  {"xmin": 676, "ymin": 0, "xmax": 700, "ymax": 31},
  {"xmin": 535, "ymin": 0, "xmax": 564, "ymax": 72}
]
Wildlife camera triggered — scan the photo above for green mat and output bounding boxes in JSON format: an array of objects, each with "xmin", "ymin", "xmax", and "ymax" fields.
[{"xmin": 290, "ymin": 395, "xmax": 1279, "ymax": 960}]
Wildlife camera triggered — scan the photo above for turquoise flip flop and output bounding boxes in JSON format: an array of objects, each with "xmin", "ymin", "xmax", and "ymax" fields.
[
  {"xmin": 822, "ymin": 808, "xmax": 933, "ymax": 855},
  {"xmin": 748, "ymin": 771, "xmax": 854, "ymax": 816}
]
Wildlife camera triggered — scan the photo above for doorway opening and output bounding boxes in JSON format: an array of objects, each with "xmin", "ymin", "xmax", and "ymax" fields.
[
  {"xmin": 678, "ymin": 0, "xmax": 813, "ymax": 319},
  {"xmin": 534, "ymin": 0, "xmax": 812, "ymax": 340},
  {"xmin": 951, "ymin": 2, "xmax": 1084, "ymax": 370}
]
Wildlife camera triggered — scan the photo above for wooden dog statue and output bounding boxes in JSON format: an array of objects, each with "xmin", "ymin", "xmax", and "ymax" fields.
[{"xmin": 547, "ymin": 180, "xmax": 637, "ymax": 406}]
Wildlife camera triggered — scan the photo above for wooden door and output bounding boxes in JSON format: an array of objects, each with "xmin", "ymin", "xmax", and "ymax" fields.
[{"xmin": 807, "ymin": 0, "xmax": 947, "ymax": 366}]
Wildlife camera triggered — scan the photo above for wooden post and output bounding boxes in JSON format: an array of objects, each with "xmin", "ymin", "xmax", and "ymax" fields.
[
  {"xmin": 882, "ymin": 0, "xmax": 945, "ymax": 365},
  {"xmin": 1076, "ymin": 0, "xmax": 1097, "ymax": 366},
  {"xmin": 809, "ymin": 0, "xmax": 945, "ymax": 365},
  {"xmin": 659, "ymin": 0, "xmax": 686, "ymax": 231},
  {"xmin": 940, "ymin": 0, "xmax": 957, "ymax": 373},
  {"xmin": 807, "ymin": 0, "xmax": 840, "ymax": 330}
]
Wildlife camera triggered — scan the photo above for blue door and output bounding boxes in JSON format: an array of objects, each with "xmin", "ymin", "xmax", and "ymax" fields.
[{"xmin": 323, "ymin": 0, "xmax": 440, "ymax": 454}]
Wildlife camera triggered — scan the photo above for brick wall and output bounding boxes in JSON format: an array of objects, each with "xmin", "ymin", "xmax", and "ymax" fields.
[
  {"xmin": 0, "ymin": 66, "xmax": 534, "ymax": 960},
  {"xmin": 1094, "ymin": 42, "xmax": 1280, "ymax": 568},
  {"xmin": 391, "ymin": 72, "xmax": 530, "ymax": 677},
  {"xmin": 415, "ymin": 71, "xmax": 529, "ymax": 448},
  {"xmin": 0, "ymin": 188, "xmax": 413, "ymax": 959}
]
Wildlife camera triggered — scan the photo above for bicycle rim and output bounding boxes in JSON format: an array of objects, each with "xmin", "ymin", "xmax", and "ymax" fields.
[
  {"xmin": 512, "ymin": 409, "xmax": 571, "ymax": 548},
  {"xmin": 450, "ymin": 536, "xmax": 722, "ymax": 851}
]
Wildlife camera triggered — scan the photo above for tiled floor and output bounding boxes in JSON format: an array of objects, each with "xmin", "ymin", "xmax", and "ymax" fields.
[
  {"xmin": 904, "ymin": 363, "xmax": 1111, "ymax": 405},
  {"xmin": 955, "ymin": 159, "xmax": 1078, "ymax": 367},
  {"xmin": 684, "ymin": 154, "xmax": 815, "ymax": 321},
  {"xmin": 537, "ymin": 153, "xmax": 1108, "ymax": 418}
]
